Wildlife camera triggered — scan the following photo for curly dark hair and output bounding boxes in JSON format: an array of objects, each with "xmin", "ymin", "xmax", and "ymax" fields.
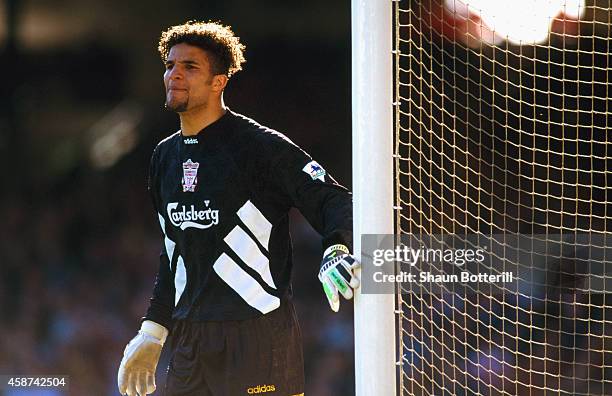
[{"xmin": 158, "ymin": 21, "xmax": 246, "ymax": 77}]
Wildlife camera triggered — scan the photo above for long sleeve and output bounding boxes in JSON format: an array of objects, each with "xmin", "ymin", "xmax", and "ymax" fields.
[
  {"xmin": 143, "ymin": 146, "xmax": 175, "ymax": 330},
  {"xmin": 258, "ymin": 131, "xmax": 353, "ymax": 252}
]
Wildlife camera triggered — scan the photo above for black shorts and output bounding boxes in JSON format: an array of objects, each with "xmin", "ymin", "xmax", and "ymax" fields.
[{"xmin": 163, "ymin": 301, "xmax": 305, "ymax": 396}]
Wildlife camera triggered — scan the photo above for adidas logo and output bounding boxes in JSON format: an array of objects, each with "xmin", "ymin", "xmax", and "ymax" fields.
[
  {"xmin": 184, "ymin": 138, "xmax": 198, "ymax": 145},
  {"xmin": 247, "ymin": 384, "xmax": 276, "ymax": 394}
]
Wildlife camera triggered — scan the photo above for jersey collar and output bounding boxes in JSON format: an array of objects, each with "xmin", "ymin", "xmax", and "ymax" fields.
[{"xmin": 180, "ymin": 109, "xmax": 232, "ymax": 145}]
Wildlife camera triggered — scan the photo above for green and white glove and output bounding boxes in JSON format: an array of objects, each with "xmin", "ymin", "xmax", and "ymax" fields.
[
  {"xmin": 318, "ymin": 244, "xmax": 360, "ymax": 312},
  {"xmin": 118, "ymin": 320, "xmax": 168, "ymax": 396}
]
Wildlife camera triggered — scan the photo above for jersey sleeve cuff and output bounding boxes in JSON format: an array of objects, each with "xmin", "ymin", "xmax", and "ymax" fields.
[{"xmin": 322, "ymin": 230, "xmax": 353, "ymax": 254}]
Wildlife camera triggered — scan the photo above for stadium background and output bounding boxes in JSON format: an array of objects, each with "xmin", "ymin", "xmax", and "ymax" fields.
[{"xmin": 0, "ymin": 1, "xmax": 354, "ymax": 395}]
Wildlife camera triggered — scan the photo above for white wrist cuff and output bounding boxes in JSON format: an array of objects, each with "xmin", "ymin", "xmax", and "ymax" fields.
[
  {"xmin": 323, "ymin": 244, "xmax": 350, "ymax": 257},
  {"xmin": 140, "ymin": 320, "xmax": 169, "ymax": 344}
]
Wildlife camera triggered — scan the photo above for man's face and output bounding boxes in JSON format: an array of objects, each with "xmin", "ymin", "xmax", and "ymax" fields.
[{"xmin": 163, "ymin": 43, "xmax": 216, "ymax": 113}]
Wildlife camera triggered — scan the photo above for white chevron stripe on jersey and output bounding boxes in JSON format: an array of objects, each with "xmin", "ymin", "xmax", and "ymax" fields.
[
  {"xmin": 213, "ymin": 253, "xmax": 280, "ymax": 314},
  {"xmin": 224, "ymin": 225, "xmax": 276, "ymax": 289},
  {"xmin": 159, "ymin": 213, "xmax": 186, "ymax": 305},
  {"xmin": 158, "ymin": 214, "xmax": 175, "ymax": 270},
  {"xmin": 175, "ymin": 256, "xmax": 187, "ymax": 306},
  {"xmin": 237, "ymin": 200, "xmax": 272, "ymax": 250}
]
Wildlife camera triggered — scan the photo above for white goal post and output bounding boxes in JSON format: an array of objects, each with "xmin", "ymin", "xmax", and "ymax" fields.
[{"xmin": 352, "ymin": 1, "xmax": 396, "ymax": 396}]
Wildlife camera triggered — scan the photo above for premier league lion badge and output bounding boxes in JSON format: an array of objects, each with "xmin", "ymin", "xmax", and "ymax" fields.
[
  {"xmin": 182, "ymin": 159, "xmax": 200, "ymax": 192},
  {"xmin": 302, "ymin": 160, "xmax": 326, "ymax": 182}
]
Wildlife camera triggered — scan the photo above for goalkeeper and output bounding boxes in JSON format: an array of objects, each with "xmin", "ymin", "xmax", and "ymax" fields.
[{"xmin": 117, "ymin": 21, "xmax": 358, "ymax": 396}]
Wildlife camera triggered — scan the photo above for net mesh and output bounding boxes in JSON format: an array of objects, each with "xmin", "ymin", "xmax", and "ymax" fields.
[{"xmin": 395, "ymin": 1, "xmax": 612, "ymax": 395}]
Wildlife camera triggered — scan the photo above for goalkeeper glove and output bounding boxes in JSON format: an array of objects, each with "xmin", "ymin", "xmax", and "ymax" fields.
[
  {"xmin": 118, "ymin": 320, "xmax": 168, "ymax": 396},
  {"xmin": 318, "ymin": 244, "xmax": 360, "ymax": 312}
]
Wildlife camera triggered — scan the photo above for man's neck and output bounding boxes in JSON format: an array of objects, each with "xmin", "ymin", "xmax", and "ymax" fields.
[{"xmin": 179, "ymin": 103, "xmax": 227, "ymax": 136}]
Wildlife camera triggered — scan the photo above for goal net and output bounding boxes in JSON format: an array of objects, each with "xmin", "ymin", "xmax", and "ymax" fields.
[{"xmin": 391, "ymin": 1, "xmax": 612, "ymax": 395}]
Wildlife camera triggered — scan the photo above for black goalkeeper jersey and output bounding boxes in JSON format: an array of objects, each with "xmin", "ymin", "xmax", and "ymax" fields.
[{"xmin": 144, "ymin": 109, "xmax": 352, "ymax": 328}]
